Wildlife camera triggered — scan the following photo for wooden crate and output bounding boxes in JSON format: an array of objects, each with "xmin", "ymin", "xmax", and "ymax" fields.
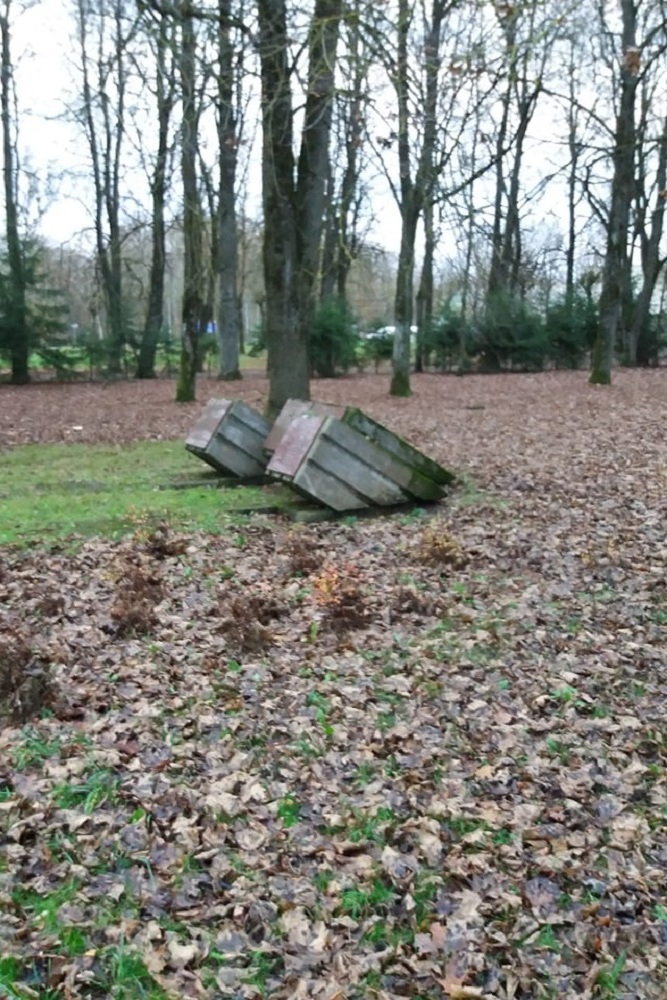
[
  {"xmin": 267, "ymin": 413, "xmax": 451, "ymax": 511},
  {"xmin": 185, "ymin": 399, "xmax": 270, "ymax": 477}
]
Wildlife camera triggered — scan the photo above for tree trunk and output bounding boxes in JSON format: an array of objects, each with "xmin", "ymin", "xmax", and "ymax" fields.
[
  {"xmin": 415, "ymin": 198, "xmax": 435, "ymax": 373},
  {"xmin": 258, "ymin": 0, "xmax": 343, "ymax": 418},
  {"xmin": 392, "ymin": 206, "xmax": 418, "ymax": 396},
  {"xmin": 390, "ymin": 0, "xmax": 415, "ymax": 397},
  {"xmin": 137, "ymin": 15, "xmax": 173, "ymax": 379},
  {"xmin": 217, "ymin": 0, "xmax": 241, "ymax": 381},
  {"xmin": 0, "ymin": 4, "xmax": 28, "ymax": 385},
  {"xmin": 391, "ymin": 0, "xmax": 444, "ymax": 396},
  {"xmin": 176, "ymin": 5, "xmax": 203, "ymax": 402},
  {"xmin": 590, "ymin": 0, "xmax": 637, "ymax": 384},
  {"xmin": 257, "ymin": 0, "xmax": 302, "ymax": 416},
  {"xmin": 630, "ymin": 112, "xmax": 667, "ymax": 365},
  {"xmin": 295, "ymin": 0, "xmax": 343, "ymax": 383}
]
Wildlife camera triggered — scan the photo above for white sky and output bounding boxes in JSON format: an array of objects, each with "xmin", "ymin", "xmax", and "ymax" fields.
[{"xmin": 12, "ymin": 0, "xmax": 96, "ymax": 242}]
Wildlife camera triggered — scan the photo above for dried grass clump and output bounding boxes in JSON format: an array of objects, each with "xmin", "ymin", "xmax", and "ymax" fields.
[
  {"xmin": 313, "ymin": 565, "xmax": 370, "ymax": 631},
  {"xmin": 0, "ymin": 629, "xmax": 55, "ymax": 724},
  {"xmin": 390, "ymin": 586, "xmax": 440, "ymax": 621},
  {"xmin": 110, "ymin": 563, "xmax": 165, "ymax": 637},
  {"xmin": 143, "ymin": 522, "xmax": 188, "ymax": 560},
  {"xmin": 417, "ymin": 525, "xmax": 468, "ymax": 569},
  {"xmin": 282, "ymin": 530, "xmax": 323, "ymax": 577},
  {"xmin": 215, "ymin": 588, "xmax": 287, "ymax": 654}
]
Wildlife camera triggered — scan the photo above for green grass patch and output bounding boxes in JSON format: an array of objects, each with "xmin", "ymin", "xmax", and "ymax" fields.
[{"xmin": 0, "ymin": 440, "xmax": 296, "ymax": 546}]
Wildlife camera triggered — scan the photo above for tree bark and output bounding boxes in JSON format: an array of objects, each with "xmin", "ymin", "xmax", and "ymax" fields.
[
  {"xmin": 258, "ymin": 0, "xmax": 343, "ymax": 418},
  {"xmin": 0, "ymin": 3, "xmax": 28, "ymax": 385},
  {"xmin": 391, "ymin": 0, "xmax": 444, "ymax": 397},
  {"xmin": 137, "ymin": 13, "xmax": 174, "ymax": 379},
  {"xmin": 415, "ymin": 197, "xmax": 435, "ymax": 373},
  {"xmin": 257, "ymin": 0, "xmax": 301, "ymax": 415},
  {"xmin": 590, "ymin": 0, "xmax": 637, "ymax": 385},
  {"xmin": 630, "ymin": 111, "xmax": 667, "ymax": 364},
  {"xmin": 216, "ymin": 0, "xmax": 241, "ymax": 381},
  {"xmin": 176, "ymin": 4, "xmax": 203, "ymax": 402}
]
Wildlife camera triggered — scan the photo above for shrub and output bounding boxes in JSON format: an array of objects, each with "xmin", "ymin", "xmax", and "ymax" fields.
[
  {"xmin": 477, "ymin": 295, "xmax": 546, "ymax": 372},
  {"xmin": 545, "ymin": 294, "xmax": 597, "ymax": 369},
  {"xmin": 426, "ymin": 305, "xmax": 467, "ymax": 371},
  {"xmin": 310, "ymin": 296, "xmax": 359, "ymax": 377}
]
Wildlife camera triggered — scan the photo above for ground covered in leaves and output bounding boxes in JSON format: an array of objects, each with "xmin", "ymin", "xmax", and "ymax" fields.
[{"xmin": 1, "ymin": 370, "xmax": 667, "ymax": 999}]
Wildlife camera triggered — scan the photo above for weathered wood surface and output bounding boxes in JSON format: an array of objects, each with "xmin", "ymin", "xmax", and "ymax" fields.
[
  {"xmin": 185, "ymin": 399, "xmax": 270, "ymax": 477},
  {"xmin": 267, "ymin": 413, "xmax": 451, "ymax": 511},
  {"xmin": 342, "ymin": 407, "xmax": 456, "ymax": 487},
  {"xmin": 264, "ymin": 399, "xmax": 345, "ymax": 454}
]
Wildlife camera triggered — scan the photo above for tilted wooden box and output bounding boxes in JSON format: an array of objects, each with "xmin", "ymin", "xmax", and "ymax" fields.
[
  {"xmin": 267, "ymin": 407, "xmax": 454, "ymax": 511},
  {"xmin": 185, "ymin": 399, "xmax": 270, "ymax": 477}
]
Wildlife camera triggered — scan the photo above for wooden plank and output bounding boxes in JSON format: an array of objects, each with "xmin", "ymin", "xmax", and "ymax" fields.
[
  {"xmin": 342, "ymin": 407, "xmax": 456, "ymax": 487},
  {"xmin": 267, "ymin": 413, "xmax": 326, "ymax": 479},
  {"xmin": 303, "ymin": 422, "xmax": 410, "ymax": 508},
  {"xmin": 292, "ymin": 461, "xmax": 370, "ymax": 511},
  {"xmin": 265, "ymin": 399, "xmax": 346, "ymax": 454},
  {"xmin": 317, "ymin": 420, "xmax": 443, "ymax": 502}
]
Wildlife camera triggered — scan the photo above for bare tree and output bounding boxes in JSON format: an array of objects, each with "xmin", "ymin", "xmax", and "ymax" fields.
[
  {"xmin": 486, "ymin": 2, "xmax": 546, "ymax": 306},
  {"xmin": 136, "ymin": 8, "xmax": 177, "ymax": 379},
  {"xmin": 74, "ymin": 0, "xmax": 136, "ymax": 374},
  {"xmin": 590, "ymin": 0, "xmax": 667, "ymax": 382},
  {"xmin": 387, "ymin": 0, "xmax": 455, "ymax": 396},
  {"xmin": 320, "ymin": 0, "xmax": 369, "ymax": 304}
]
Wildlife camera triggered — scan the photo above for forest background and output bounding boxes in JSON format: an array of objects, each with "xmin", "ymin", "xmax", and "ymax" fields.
[{"xmin": 0, "ymin": 0, "xmax": 665, "ymax": 410}]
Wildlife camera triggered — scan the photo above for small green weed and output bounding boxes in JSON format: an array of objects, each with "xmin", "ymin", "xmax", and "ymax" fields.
[
  {"xmin": 243, "ymin": 951, "xmax": 283, "ymax": 991},
  {"xmin": 533, "ymin": 925, "xmax": 561, "ymax": 952},
  {"xmin": 348, "ymin": 806, "xmax": 396, "ymax": 844},
  {"xmin": 98, "ymin": 945, "xmax": 169, "ymax": 998},
  {"xmin": 545, "ymin": 737, "xmax": 572, "ymax": 765},
  {"xmin": 277, "ymin": 793, "xmax": 301, "ymax": 828},
  {"xmin": 594, "ymin": 951, "xmax": 626, "ymax": 998},
  {"xmin": 339, "ymin": 877, "xmax": 395, "ymax": 919},
  {"xmin": 12, "ymin": 879, "xmax": 81, "ymax": 933},
  {"xmin": 12, "ymin": 734, "xmax": 61, "ymax": 770},
  {"xmin": 51, "ymin": 767, "xmax": 121, "ymax": 813}
]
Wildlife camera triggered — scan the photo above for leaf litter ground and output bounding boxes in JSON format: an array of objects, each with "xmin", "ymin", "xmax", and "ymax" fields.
[{"xmin": 1, "ymin": 370, "xmax": 667, "ymax": 999}]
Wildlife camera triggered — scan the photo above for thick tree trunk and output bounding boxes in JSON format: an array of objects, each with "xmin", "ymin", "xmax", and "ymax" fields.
[
  {"xmin": 629, "ymin": 113, "xmax": 667, "ymax": 365},
  {"xmin": 295, "ymin": 0, "xmax": 343, "ymax": 380},
  {"xmin": 390, "ymin": 0, "xmax": 415, "ymax": 397},
  {"xmin": 392, "ymin": 208, "xmax": 418, "ymax": 396},
  {"xmin": 591, "ymin": 0, "xmax": 637, "ymax": 384},
  {"xmin": 217, "ymin": 0, "xmax": 241, "ymax": 381},
  {"xmin": 390, "ymin": 0, "xmax": 444, "ymax": 396},
  {"xmin": 176, "ymin": 6, "xmax": 203, "ymax": 402},
  {"xmin": 0, "ymin": 7, "xmax": 28, "ymax": 385},
  {"xmin": 258, "ymin": 0, "xmax": 342, "ymax": 418},
  {"xmin": 257, "ymin": 0, "xmax": 302, "ymax": 417}
]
